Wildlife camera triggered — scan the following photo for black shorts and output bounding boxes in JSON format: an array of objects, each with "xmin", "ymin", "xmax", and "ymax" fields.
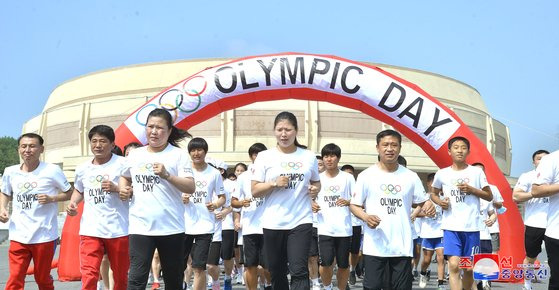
[
  {"xmin": 318, "ymin": 235, "xmax": 351, "ymax": 268},
  {"xmin": 238, "ymin": 244, "xmax": 245, "ymax": 264},
  {"xmin": 207, "ymin": 241, "xmax": 222, "ymax": 265},
  {"xmin": 221, "ymin": 229, "xmax": 235, "ymax": 260},
  {"xmin": 243, "ymin": 234, "xmax": 266, "ymax": 268},
  {"xmin": 184, "ymin": 234, "xmax": 212, "ymax": 270},
  {"xmin": 363, "ymin": 255, "xmax": 412, "ymax": 290},
  {"xmin": 308, "ymin": 227, "xmax": 319, "ymax": 257},
  {"xmin": 480, "ymin": 240, "xmax": 493, "ymax": 254},
  {"xmin": 350, "ymin": 226, "xmax": 362, "ymax": 254},
  {"xmin": 525, "ymin": 225, "xmax": 546, "ymax": 258}
]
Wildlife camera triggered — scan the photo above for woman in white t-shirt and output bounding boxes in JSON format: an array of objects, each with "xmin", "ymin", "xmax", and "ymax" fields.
[
  {"xmin": 119, "ymin": 108, "xmax": 195, "ymax": 290},
  {"xmin": 251, "ymin": 111, "xmax": 321, "ymax": 290}
]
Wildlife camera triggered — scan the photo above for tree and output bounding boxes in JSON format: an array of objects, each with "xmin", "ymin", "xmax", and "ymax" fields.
[{"xmin": 0, "ymin": 136, "xmax": 19, "ymax": 175}]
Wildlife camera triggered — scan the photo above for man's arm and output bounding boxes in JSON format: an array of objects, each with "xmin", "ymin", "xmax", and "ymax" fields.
[
  {"xmin": 532, "ymin": 183, "xmax": 559, "ymax": 198},
  {"xmin": 0, "ymin": 193, "xmax": 11, "ymax": 223}
]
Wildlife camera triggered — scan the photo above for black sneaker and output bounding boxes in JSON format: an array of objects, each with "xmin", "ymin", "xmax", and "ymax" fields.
[
  {"xmin": 349, "ymin": 271, "xmax": 356, "ymax": 285},
  {"xmin": 426, "ymin": 269, "xmax": 431, "ymax": 281}
]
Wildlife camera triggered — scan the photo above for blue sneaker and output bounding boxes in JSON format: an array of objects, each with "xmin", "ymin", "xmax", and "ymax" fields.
[{"xmin": 224, "ymin": 278, "xmax": 232, "ymax": 290}]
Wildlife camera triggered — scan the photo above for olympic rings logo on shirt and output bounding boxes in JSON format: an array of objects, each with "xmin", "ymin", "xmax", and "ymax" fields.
[
  {"xmin": 380, "ymin": 184, "xmax": 401, "ymax": 195},
  {"xmin": 326, "ymin": 185, "xmax": 340, "ymax": 194},
  {"xmin": 88, "ymin": 174, "xmax": 110, "ymax": 186},
  {"xmin": 452, "ymin": 178, "xmax": 470, "ymax": 185},
  {"xmin": 134, "ymin": 76, "xmax": 206, "ymax": 126},
  {"xmin": 17, "ymin": 182, "xmax": 38, "ymax": 193},
  {"xmin": 138, "ymin": 163, "xmax": 154, "ymax": 173},
  {"xmin": 195, "ymin": 181, "xmax": 207, "ymax": 188},
  {"xmin": 280, "ymin": 161, "xmax": 303, "ymax": 171}
]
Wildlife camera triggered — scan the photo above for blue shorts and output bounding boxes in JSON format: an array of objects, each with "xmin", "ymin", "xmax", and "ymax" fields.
[
  {"xmin": 443, "ymin": 230, "xmax": 480, "ymax": 257},
  {"xmin": 422, "ymin": 237, "xmax": 444, "ymax": 250},
  {"xmin": 413, "ymin": 237, "xmax": 423, "ymax": 246}
]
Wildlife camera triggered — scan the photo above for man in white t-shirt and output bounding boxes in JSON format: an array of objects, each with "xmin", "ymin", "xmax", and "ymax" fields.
[
  {"xmin": 184, "ymin": 138, "xmax": 226, "ymax": 290},
  {"xmin": 66, "ymin": 125, "xmax": 129, "ymax": 290},
  {"xmin": 232, "ymin": 143, "xmax": 272, "ymax": 290},
  {"xmin": 430, "ymin": 136, "xmax": 493, "ymax": 290},
  {"xmin": 513, "ymin": 149, "xmax": 549, "ymax": 290},
  {"xmin": 350, "ymin": 130, "xmax": 431, "ymax": 290},
  {"xmin": 314, "ymin": 143, "xmax": 354, "ymax": 290},
  {"xmin": 531, "ymin": 150, "xmax": 559, "ymax": 290},
  {"xmin": 0, "ymin": 133, "xmax": 72, "ymax": 289}
]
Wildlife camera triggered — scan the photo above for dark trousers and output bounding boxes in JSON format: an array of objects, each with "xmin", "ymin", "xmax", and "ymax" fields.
[
  {"xmin": 545, "ymin": 235, "xmax": 559, "ymax": 290},
  {"xmin": 263, "ymin": 223, "xmax": 312, "ymax": 290},
  {"xmin": 128, "ymin": 233, "xmax": 185, "ymax": 290},
  {"xmin": 362, "ymin": 255, "xmax": 412, "ymax": 290}
]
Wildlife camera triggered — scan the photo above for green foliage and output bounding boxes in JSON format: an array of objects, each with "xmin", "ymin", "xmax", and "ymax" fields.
[{"xmin": 0, "ymin": 136, "xmax": 19, "ymax": 175}]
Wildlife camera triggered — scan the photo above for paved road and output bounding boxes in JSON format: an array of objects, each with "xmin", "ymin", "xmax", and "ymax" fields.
[{"xmin": 0, "ymin": 239, "xmax": 550, "ymax": 289}]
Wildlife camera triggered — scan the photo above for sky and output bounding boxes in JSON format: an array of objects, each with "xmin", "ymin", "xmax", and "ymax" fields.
[{"xmin": 1, "ymin": 1, "xmax": 558, "ymax": 177}]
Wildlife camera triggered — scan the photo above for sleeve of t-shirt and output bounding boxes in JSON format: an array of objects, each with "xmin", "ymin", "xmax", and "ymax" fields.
[
  {"xmin": 120, "ymin": 151, "xmax": 133, "ymax": 178},
  {"xmin": 232, "ymin": 174, "xmax": 243, "ymax": 200},
  {"xmin": 215, "ymin": 173, "xmax": 227, "ymax": 204},
  {"xmin": 412, "ymin": 173, "xmax": 429, "ymax": 204},
  {"xmin": 478, "ymin": 168, "xmax": 490, "ymax": 189},
  {"xmin": 251, "ymin": 153, "xmax": 266, "ymax": 183},
  {"xmin": 350, "ymin": 173, "xmax": 366, "ymax": 206},
  {"xmin": 535, "ymin": 155, "xmax": 557, "ymax": 185},
  {"xmin": 1, "ymin": 168, "xmax": 12, "ymax": 196},
  {"xmin": 52, "ymin": 165, "xmax": 72, "ymax": 192},
  {"xmin": 491, "ymin": 185, "xmax": 503, "ymax": 203},
  {"xmin": 310, "ymin": 154, "xmax": 320, "ymax": 182},
  {"xmin": 345, "ymin": 173, "xmax": 356, "ymax": 200},
  {"xmin": 432, "ymin": 170, "xmax": 443, "ymax": 190},
  {"xmin": 74, "ymin": 167, "xmax": 84, "ymax": 193},
  {"xmin": 514, "ymin": 173, "xmax": 530, "ymax": 192},
  {"xmin": 177, "ymin": 151, "xmax": 194, "ymax": 178}
]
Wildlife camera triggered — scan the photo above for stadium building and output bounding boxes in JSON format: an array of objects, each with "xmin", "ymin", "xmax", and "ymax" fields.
[{"xmin": 22, "ymin": 58, "xmax": 512, "ymax": 183}]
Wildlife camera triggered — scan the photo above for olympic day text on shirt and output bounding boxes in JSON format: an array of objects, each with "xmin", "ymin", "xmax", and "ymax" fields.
[
  {"xmin": 134, "ymin": 163, "xmax": 162, "ymax": 192},
  {"xmin": 85, "ymin": 174, "xmax": 111, "ymax": 204},
  {"xmin": 14, "ymin": 180, "xmax": 39, "ymax": 210}
]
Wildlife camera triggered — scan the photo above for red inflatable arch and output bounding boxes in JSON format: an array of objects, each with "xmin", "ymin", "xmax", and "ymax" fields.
[{"xmin": 59, "ymin": 53, "xmax": 524, "ymax": 282}]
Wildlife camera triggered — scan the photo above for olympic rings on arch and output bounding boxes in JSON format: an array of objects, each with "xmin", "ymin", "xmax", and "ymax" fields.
[
  {"xmin": 182, "ymin": 75, "xmax": 207, "ymax": 97},
  {"xmin": 135, "ymin": 103, "xmax": 158, "ymax": 126}
]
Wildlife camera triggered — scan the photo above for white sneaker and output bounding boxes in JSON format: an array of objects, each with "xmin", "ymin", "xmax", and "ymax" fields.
[
  {"xmin": 311, "ymin": 284, "xmax": 321, "ymax": 290},
  {"xmin": 482, "ymin": 280, "xmax": 491, "ymax": 290},
  {"xmin": 419, "ymin": 274, "xmax": 428, "ymax": 288}
]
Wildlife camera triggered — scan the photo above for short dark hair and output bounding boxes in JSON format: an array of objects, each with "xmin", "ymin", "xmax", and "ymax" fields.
[
  {"xmin": 316, "ymin": 155, "xmax": 323, "ymax": 160},
  {"xmin": 376, "ymin": 129, "xmax": 402, "ymax": 145},
  {"xmin": 18, "ymin": 133, "xmax": 44, "ymax": 146},
  {"xmin": 321, "ymin": 143, "xmax": 341, "ymax": 159},
  {"xmin": 447, "ymin": 136, "xmax": 470, "ymax": 150},
  {"xmin": 234, "ymin": 162, "xmax": 248, "ymax": 172},
  {"xmin": 532, "ymin": 149, "xmax": 550, "ymax": 161},
  {"xmin": 248, "ymin": 143, "xmax": 267, "ymax": 157},
  {"xmin": 341, "ymin": 164, "xmax": 355, "ymax": 172},
  {"xmin": 88, "ymin": 125, "xmax": 115, "ymax": 142},
  {"xmin": 112, "ymin": 145, "xmax": 123, "ymax": 156},
  {"xmin": 397, "ymin": 155, "xmax": 407, "ymax": 167},
  {"xmin": 188, "ymin": 137, "xmax": 208, "ymax": 153},
  {"xmin": 124, "ymin": 142, "xmax": 142, "ymax": 154}
]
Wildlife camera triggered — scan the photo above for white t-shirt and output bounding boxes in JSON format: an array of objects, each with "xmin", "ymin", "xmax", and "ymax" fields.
[
  {"xmin": 534, "ymin": 151, "xmax": 559, "ymax": 239},
  {"xmin": 184, "ymin": 165, "xmax": 225, "ymax": 235},
  {"xmin": 432, "ymin": 165, "xmax": 489, "ymax": 232},
  {"xmin": 2, "ymin": 162, "xmax": 71, "ymax": 244},
  {"xmin": 411, "ymin": 217, "xmax": 422, "ymax": 239},
  {"xmin": 222, "ymin": 178, "xmax": 236, "ymax": 231},
  {"xmin": 121, "ymin": 145, "xmax": 193, "ymax": 236},
  {"xmin": 515, "ymin": 170, "xmax": 548, "ymax": 228},
  {"xmin": 479, "ymin": 198, "xmax": 495, "ymax": 240},
  {"xmin": 252, "ymin": 147, "xmax": 320, "ymax": 230},
  {"xmin": 74, "ymin": 154, "xmax": 128, "ymax": 238},
  {"xmin": 420, "ymin": 204, "xmax": 443, "ymax": 239},
  {"xmin": 488, "ymin": 184, "xmax": 503, "ymax": 234},
  {"xmin": 212, "ymin": 195, "xmax": 223, "ymax": 242},
  {"xmin": 351, "ymin": 164, "xmax": 428, "ymax": 257},
  {"xmin": 316, "ymin": 170, "xmax": 354, "ymax": 237},
  {"xmin": 233, "ymin": 168, "xmax": 266, "ymax": 235}
]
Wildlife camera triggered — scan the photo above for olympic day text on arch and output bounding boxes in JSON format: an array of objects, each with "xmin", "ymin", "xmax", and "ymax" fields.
[{"xmin": 123, "ymin": 53, "xmax": 460, "ymax": 150}]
